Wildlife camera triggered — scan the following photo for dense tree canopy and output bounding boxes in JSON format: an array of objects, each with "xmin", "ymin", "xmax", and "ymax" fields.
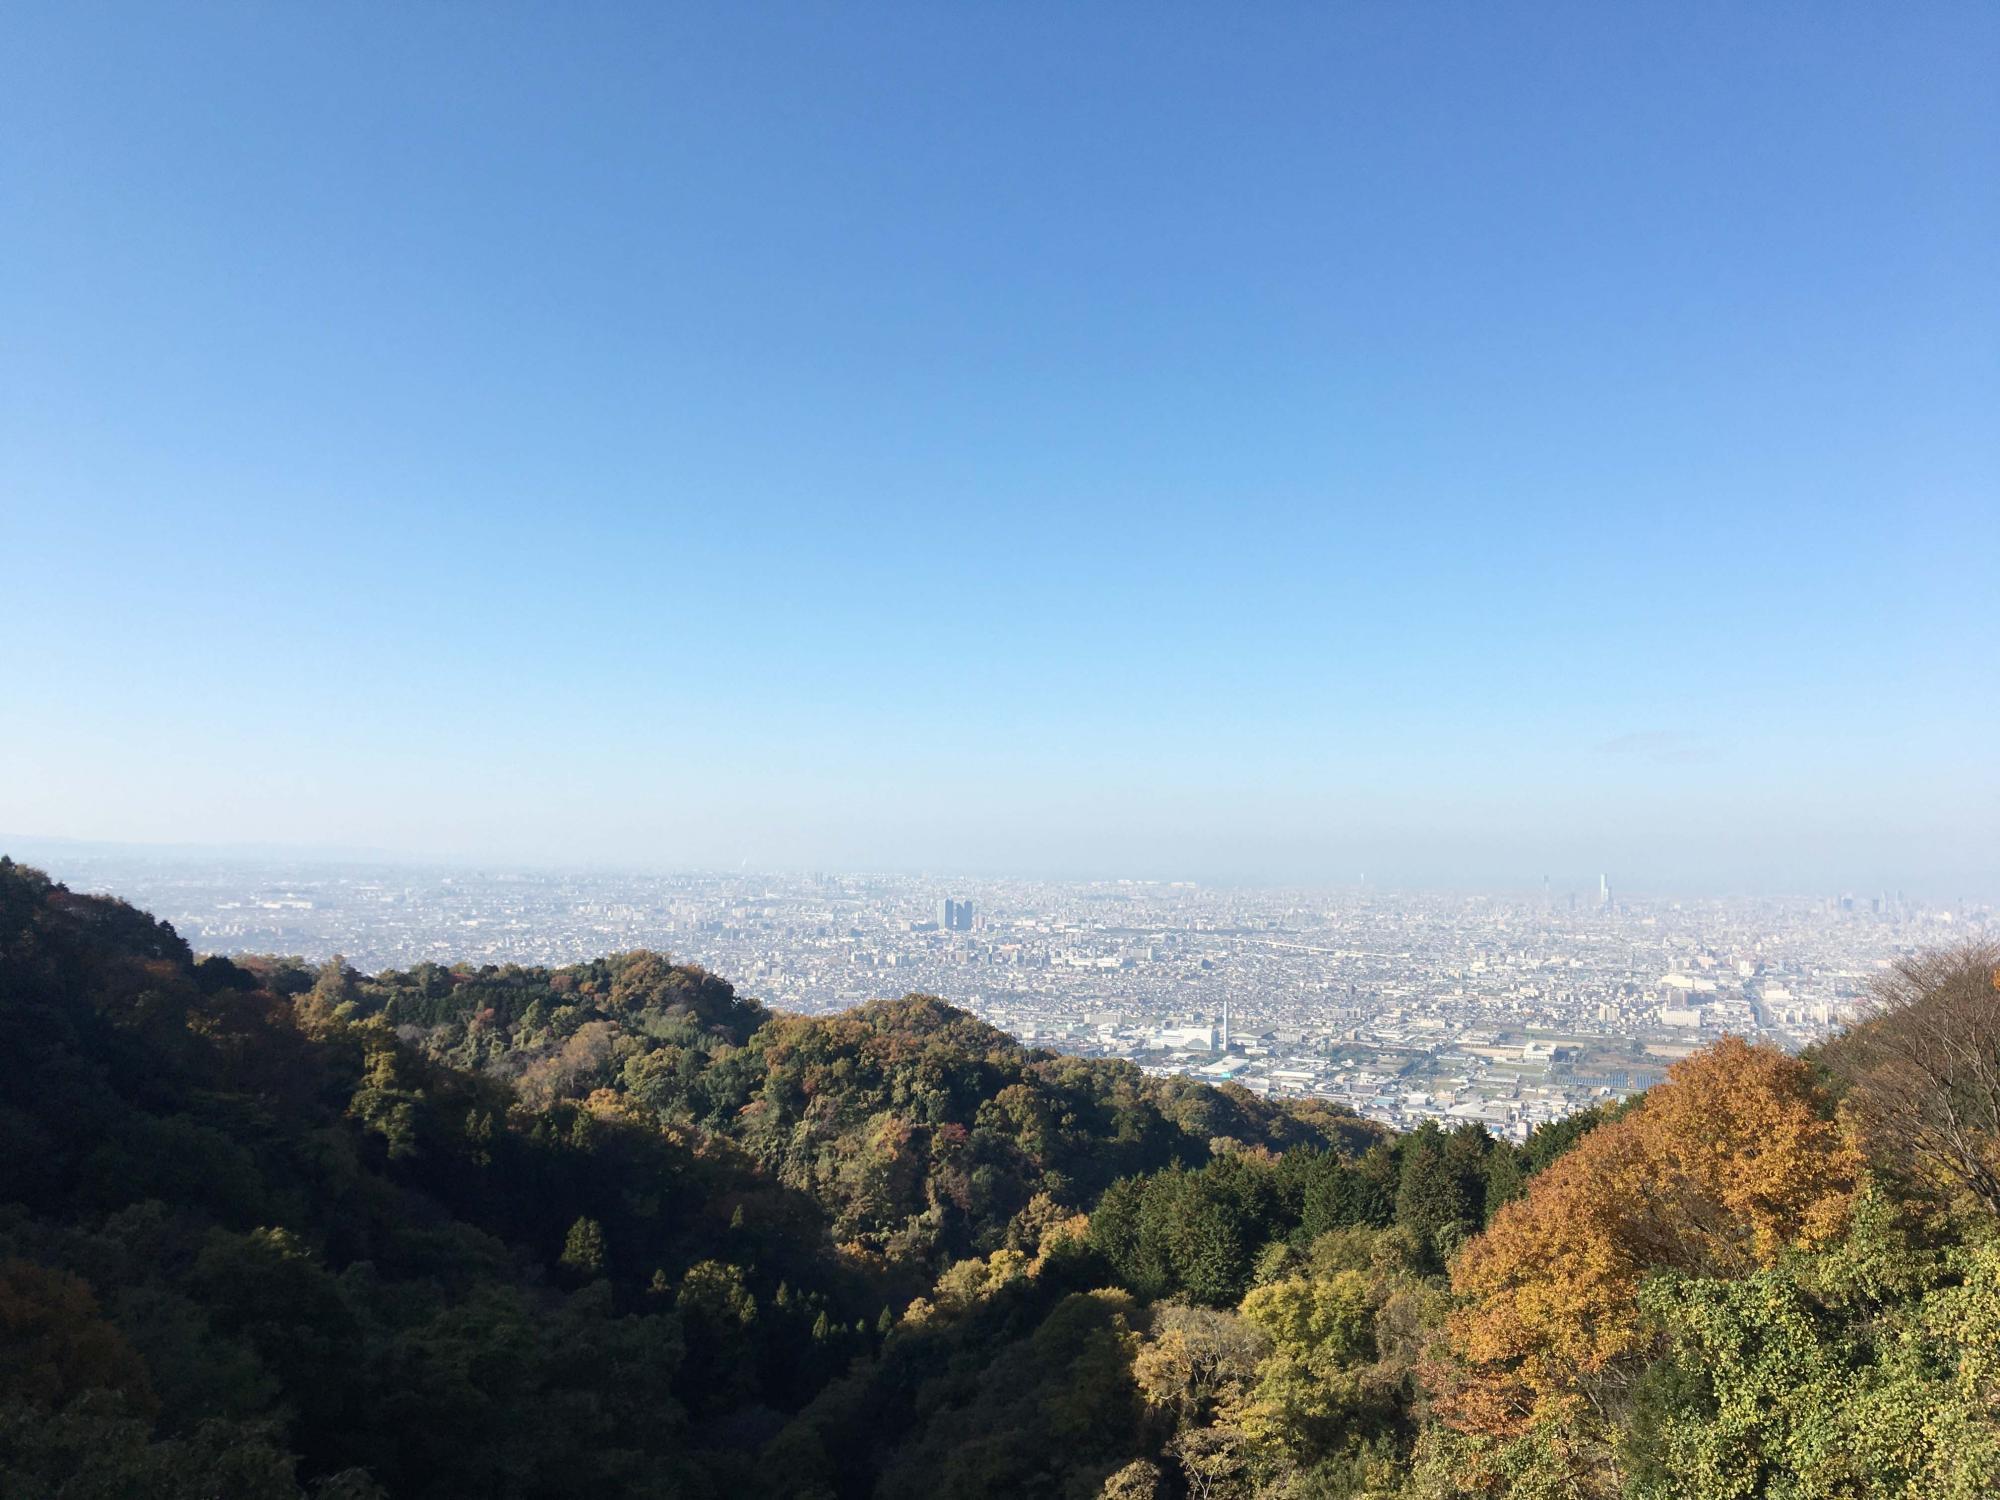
[{"xmin": 1, "ymin": 856, "xmax": 1995, "ymax": 1498}]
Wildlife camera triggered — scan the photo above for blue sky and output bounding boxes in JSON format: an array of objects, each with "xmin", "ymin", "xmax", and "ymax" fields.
[{"xmin": 3, "ymin": 3, "xmax": 1995, "ymax": 890}]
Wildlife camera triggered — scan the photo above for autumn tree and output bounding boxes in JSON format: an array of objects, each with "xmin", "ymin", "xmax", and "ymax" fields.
[
  {"xmin": 1439, "ymin": 1038, "xmax": 1861, "ymax": 1454},
  {"xmin": 297, "ymin": 955, "xmax": 358, "ymax": 1031},
  {"xmin": 1132, "ymin": 1304, "xmax": 1267, "ymax": 1429},
  {"xmin": 1820, "ymin": 943, "xmax": 2000, "ymax": 1214},
  {"xmin": 1098, "ymin": 1459, "xmax": 1163, "ymax": 1499},
  {"xmin": 0, "ymin": 1258, "xmax": 155, "ymax": 1413}
]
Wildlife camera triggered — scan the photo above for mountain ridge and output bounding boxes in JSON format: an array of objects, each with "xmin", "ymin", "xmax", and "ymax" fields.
[{"xmin": 1, "ymin": 855, "xmax": 1994, "ymax": 1499}]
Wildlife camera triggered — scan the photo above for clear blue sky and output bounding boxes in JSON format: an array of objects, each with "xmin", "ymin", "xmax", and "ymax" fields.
[{"xmin": 3, "ymin": 3, "xmax": 1995, "ymax": 891}]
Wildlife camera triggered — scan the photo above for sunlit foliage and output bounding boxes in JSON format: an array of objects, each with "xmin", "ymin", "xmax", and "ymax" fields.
[{"xmin": 4, "ymin": 856, "xmax": 1996, "ymax": 1499}]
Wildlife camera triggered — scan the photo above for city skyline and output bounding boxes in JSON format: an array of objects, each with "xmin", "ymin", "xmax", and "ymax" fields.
[
  {"xmin": 4, "ymin": 832, "xmax": 1992, "ymax": 905},
  {"xmin": 7, "ymin": 836, "xmax": 1992, "ymax": 904}
]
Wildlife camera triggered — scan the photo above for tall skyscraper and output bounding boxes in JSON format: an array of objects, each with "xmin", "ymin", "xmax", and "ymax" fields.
[
  {"xmin": 936, "ymin": 898, "xmax": 974, "ymax": 932},
  {"xmin": 1599, "ymin": 874, "xmax": 1611, "ymax": 911}
]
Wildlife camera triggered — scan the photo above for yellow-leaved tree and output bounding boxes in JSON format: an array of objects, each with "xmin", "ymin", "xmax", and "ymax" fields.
[{"xmin": 1437, "ymin": 1037, "xmax": 1861, "ymax": 1444}]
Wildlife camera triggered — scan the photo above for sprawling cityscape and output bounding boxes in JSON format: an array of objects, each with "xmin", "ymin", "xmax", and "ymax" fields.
[{"xmin": 20, "ymin": 846, "xmax": 1987, "ymax": 1143}]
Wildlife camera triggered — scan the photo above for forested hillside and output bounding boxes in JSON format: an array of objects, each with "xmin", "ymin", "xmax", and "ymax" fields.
[{"xmin": 1, "ymin": 857, "xmax": 1995, "ymax": 1498}]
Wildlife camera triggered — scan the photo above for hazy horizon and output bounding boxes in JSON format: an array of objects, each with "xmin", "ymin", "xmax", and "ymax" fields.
[
  {"xmin": 4, "ymin": 832, "xmax": 1991, "ymax": 905},
  {"xmin": 5, "ymin": 5, "xmax": 1996, "ymax": 892}
]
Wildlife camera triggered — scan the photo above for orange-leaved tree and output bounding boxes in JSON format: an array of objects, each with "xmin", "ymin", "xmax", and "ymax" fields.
[{"xmin": 1435, "ymin": 1036, "xmax": 1860, "ymax": 1440}]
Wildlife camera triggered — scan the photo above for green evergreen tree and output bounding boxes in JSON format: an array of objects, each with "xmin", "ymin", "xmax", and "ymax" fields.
[
  {"xmin": 560, "ymin": 1216, "xmax": 607, "ymax": 1278},
  {"xmin": 1395, "ymin": 1122, "xmax": 1475, "ymax": 1266}
]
